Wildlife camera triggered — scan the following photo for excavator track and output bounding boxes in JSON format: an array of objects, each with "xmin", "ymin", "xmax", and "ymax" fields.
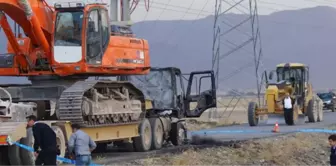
[{"xmin": 57, "ymin": 80, "xmax": 145, "ymax": 128}]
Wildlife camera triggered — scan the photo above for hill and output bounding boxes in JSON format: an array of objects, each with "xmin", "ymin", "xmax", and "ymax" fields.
[{"xmin": 1, "ymin": 6, "xmax": 336, "ymax": 90}]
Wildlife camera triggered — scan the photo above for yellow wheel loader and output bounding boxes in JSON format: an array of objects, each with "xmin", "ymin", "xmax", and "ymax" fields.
[{"xmin": 248, "ymin": 63, "xmax": 323, "ymax": 126}]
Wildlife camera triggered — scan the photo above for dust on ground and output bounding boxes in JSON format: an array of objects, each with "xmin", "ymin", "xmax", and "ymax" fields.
[
  {"xmin": 185, "ymin": 118, "xmax": 241, "ymax": 131},
  {"xmin": 185, "ymin": 108, "xmax": 247, "ymax": 131},
  {"xmin": 123, "ymin": 124, "xmax": 336, "ymax": 165}
]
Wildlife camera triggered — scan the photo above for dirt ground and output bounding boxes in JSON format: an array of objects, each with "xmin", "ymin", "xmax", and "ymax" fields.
[
  {"xmin": 122, "ymin": 124, "xmax": 336, "ymax": 165},
  {"xmin": 115, "ymin": 95, "xmax": 336, "ymax": 166}
]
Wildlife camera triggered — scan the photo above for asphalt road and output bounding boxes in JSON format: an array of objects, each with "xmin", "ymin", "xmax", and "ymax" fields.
[{"xmin": 190, "ymin": 110, "xmax": 336, "ymax": 141}]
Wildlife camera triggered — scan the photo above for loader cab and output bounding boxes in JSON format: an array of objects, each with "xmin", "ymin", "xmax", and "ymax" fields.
[
  {"xmin": 53, "ymin": 2, "xmax": 109, "ymax": 65},
  {"xmin": 271, "ymin": 63, "xmax": 309, "ymax": 106}
]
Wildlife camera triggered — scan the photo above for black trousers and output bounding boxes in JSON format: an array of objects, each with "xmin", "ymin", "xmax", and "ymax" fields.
[
  {"xmin": 35, "ymin": 150, "xmax": 57, "ymax": 166},
  {"xmin": 284, "ymin": 108, "xmax": 293, "ymax": 112}
]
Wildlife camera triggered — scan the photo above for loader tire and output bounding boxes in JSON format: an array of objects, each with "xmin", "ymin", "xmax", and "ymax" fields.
[
  {"xmin": 307, "ymin": 99, "xmax": 317, "ymax": 123},
  {"xmin": 133, "ymin": 118, "xmax": 152, "ymax": 152},
  {"xmin": 317, "ymin": 106, "xmax": 324, "ymax": 122},
  {"xmin": 149, "ymin": 118, "xmax": 164, "ymax": 150},
  {"xmin": 317, "ymin": 100, "xmax": 324, "ymax": 122},
  {"xmin": 248, "ymin": 102, "xmax": 259, "ymax": 126},
  {"xmin": 170, "ymin": 121, "xmax": 187, "ymax": 146},
  {"xmin": 20, "ymin": 127, "xmax": 35, "ymax": 165}
]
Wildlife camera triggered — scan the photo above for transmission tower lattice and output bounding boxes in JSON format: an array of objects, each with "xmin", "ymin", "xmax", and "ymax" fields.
[{"xmin": 209, "ymin": 0, "xmax": 264, "ymax": 121}]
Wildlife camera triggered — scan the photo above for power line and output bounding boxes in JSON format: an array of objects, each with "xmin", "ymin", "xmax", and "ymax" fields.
[
  {"xmin": 136, "ymin": 2, "xmax": 336, "ymax": 30},
  {"xmin": 150, "ymin": 0, "xmax": 173, "ymax": 30},
  {"xmin": 159, "ymin": 0, "xmax": 199, "ymax": 39},
  {"xmin": 257, "ymin": 0, "xmax": 299, "ymax": 9},
  {"xmin": 147, "ymin": 1, "xmax": 214, "ymax": 14},
  {"xmin": 136, "ymin": 0, "xmax": 154, "ymax": 32},
  {"xmin": 304, "ymin": 0, "xmax": 335, "ymax": 5}
]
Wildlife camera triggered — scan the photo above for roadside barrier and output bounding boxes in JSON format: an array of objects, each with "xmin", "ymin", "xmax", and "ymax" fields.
[{"xmin": 6, "ymin": 136, "xmax": 102, "ymax": 166}]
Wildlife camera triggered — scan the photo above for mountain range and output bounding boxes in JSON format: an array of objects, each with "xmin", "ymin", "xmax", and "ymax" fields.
[{"xmin": 1, "ymin": 6, "xmax": 336, "ymax": 91}]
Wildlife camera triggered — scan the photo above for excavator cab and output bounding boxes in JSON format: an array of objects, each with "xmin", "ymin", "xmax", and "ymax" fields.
[
  {"xmin": 53, "ymin": 2, "xmax": 105, "ymax": 65},
  {"xmin": 50, "ymin": 2, "xmax": 149, "ymax": 76}
]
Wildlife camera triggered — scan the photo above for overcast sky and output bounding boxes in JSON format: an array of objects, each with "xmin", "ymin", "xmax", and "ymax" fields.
[
  {"xmin": 129, "ymin": 0, "xmax": 336, "ymax": 22},
  {"xmin": 45, "ymin": 0, "xmax": 336, "ymax": 22}
]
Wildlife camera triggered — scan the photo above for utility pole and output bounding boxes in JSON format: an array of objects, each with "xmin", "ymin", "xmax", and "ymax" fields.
[
  {"xmin": 209, "ymin": 0, "xmax": 221, "ymax": 121},
  {"xmin": 109, "ymin": 0, "xmax": 149, "ymax": 28}
]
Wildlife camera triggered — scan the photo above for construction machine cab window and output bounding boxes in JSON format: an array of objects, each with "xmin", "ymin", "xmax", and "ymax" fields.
[
  {"xmin": 54, "ymin": 11, "xmax": 83, "ymax": 46},
  {"xmin": 276, "ymin": 66, "xmax": 307, "ymax": 96},
  {"xmin": 276, "ymin": 67, "xmax": 303, "ymax": 83},
  {"xmin": 53, "ymin": 7, "xmax": 110, "ymax": 65},
  {"xmin": 86, "ymin": 9, "xmax": 109, "ymax": 65}
]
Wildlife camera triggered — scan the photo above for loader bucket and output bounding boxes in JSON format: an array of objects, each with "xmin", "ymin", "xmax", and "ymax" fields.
[
  {"xmin": 265, "ymin": 114, "xmax": 285, "ymax": 125},
  {"xmin": 265, "ymin": 113, "xmax": 306, "ymax": 125}
]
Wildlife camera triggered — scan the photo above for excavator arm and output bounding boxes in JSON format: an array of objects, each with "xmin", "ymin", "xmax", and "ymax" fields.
[{"xmin": 0, "ymin": 0, "xmax": 53, "ymax": 72}]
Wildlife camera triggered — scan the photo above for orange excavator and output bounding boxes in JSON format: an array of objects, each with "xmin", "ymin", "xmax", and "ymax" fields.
[
  {"xmin": 0, "ymin": 0, "xmax": 150, "ymax": 76},
  {"xmin": 0, "ymin": 0, "xmax": 150, "ymax": 127}
]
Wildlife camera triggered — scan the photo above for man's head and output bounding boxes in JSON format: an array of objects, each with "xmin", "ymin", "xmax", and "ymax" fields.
[
  {"xmin": 328, "ymin": 134, "xmax": 336, "ymax": 147},
  {"xmin": 285, "ymin": 92, "xmax": 290, "ymax": 98},
  {"xmin": 71, "ymin": 123, "xmax": 81, "ymax": 133},
  {"xmin": 26, "ymin": 115, "xmax": 37, "ymax": 127}
]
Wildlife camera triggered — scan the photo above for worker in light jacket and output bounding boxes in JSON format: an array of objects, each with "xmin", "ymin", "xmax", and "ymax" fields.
[{"xmin": 68, "ymin": 123, "xmax": 97, "ymax": 166}]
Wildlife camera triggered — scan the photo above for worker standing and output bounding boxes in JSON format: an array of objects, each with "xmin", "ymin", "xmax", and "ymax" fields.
[
  {"xmin": 68, "ymin": 123, "xmax": 97, "ymax": 166},
  {"xmin": 283, "ymin": 92, "xmax": 294, "ymax": 112},
  {"xmin": 26, "ymin": 115, "xmax": 57, "ymax": 166}
]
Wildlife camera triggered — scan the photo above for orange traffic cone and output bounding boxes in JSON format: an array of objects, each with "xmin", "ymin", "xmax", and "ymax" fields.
[{"xmin": 272, "ymin": 121, "xmax": 279, "ymax": 133}]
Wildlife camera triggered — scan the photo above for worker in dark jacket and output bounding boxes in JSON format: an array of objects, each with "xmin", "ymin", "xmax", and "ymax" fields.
[
  {"xmin": 26, "ymin": 115, "xmax": 57, "ymax": 166},
  {"xmin": 329, "ymin": 134, "xmax": 336, "ymax": 166}
]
